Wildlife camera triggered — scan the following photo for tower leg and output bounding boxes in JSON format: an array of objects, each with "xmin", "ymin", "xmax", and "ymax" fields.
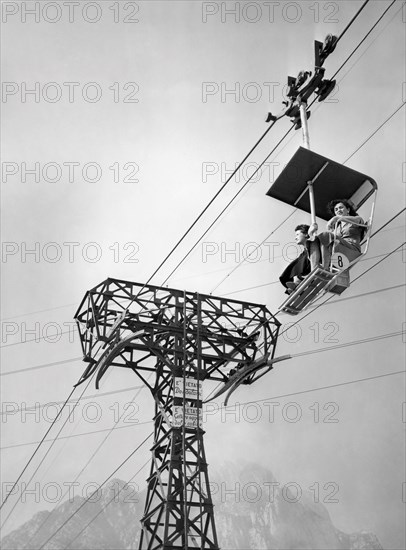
[{"xmin": 139, "ymin": 377, "xmax": 219, "ymax": 550}]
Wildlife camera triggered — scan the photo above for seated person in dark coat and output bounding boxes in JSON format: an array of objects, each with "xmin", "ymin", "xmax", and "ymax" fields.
[{"xmin": 279, "ymin": 224, "xmax": 313, "ymax": 294}]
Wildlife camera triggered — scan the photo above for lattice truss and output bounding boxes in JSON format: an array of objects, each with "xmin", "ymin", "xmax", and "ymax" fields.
[{"xmin": 74, "ymin": 278, "xmax": 280, "ymax": 549}]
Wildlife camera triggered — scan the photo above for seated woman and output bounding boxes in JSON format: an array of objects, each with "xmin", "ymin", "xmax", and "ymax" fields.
[{"xmin": 308, "ymin": 199, "xmax": 366, "ymax": 272}]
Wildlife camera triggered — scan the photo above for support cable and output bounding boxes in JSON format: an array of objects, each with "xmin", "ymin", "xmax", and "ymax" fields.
[
  {"xmin": 2, "ymin": 4, "xmax": 401, "ymax": 539},
  {"xmin": 330, "ymin": 0, "xmax": 399, "ymax": 81},
  {"xmin": 62, "ymin": 458, "xmax": 150, "ymax": 550},
  {"xmin": 160, "ymin": 126, "xmax": 294, "ymax": 287},
  {"xmin": 145, "ymin": 120, "xmax": 278, "ymax": 287},
  {"xmin": 24, "ymin": 383, "xmax": 148, "ymax": 548},
  {"xmin": 333, "ymin": 0, "xmax": 371, "ymax": 47},
  {"xmin": 343, "ymin": 101, "xmax": 405, "ymax": 164},
  {"xmin": 278, "ymin": 242, "xmax": 405, "ymax": 337},
  {"xmin": 158, "ymin": 0, "xmax": 402, "ymax": 290},
  {"xmin": 210, "ymin": 209, "xmax": 297, "ymax": 294},
  {"xmin": 37, "ymin": 432, "xmax": 153, "ymax": 550},
  {"xmin": 370, "ymin": 208, "xmax": 406, "ymax": 238},
  {"xmin": 0, "ymin": 385, "xmax": 76, "ymax": 511},
  {"xmin": 205, "ymin": 240, "xmax": 405, "ymax": 401},
  {"xmin": 217, "ymin": 369, "xmax": 405, "ymax": 410},
  {"xmin": 119, "ymin": 0, "xmax": 383, "ymax": 316},
  {"xmin": 209, "ymin": 99, "xmax": 405, "ymax": 295},
  {"xmin": 1, "ymin": 420, "xmax": 153, "ymax": 452},
  {"xmin": 0, "ymin": 1, "xmax": 395, "ymax": 329},
  {"xmin": 0, "ymin": 375, "xmax": 94, "ymax": 529}
]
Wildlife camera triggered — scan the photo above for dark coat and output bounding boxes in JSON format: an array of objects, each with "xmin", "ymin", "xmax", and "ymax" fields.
[{"xmin": 279, "ymin": 250, "xmax": 311, "ymax": 289}]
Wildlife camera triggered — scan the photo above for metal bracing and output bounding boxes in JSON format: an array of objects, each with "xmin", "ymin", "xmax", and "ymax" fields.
[{"xmin": 74, "ymin": 278, "xmax": 280, "ymax": 549}]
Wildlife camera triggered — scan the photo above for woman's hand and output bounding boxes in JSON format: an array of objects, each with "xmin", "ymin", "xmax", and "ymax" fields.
[{"xmin": 327, "ymin": 216, "xmax": 339, "ymax": 231}]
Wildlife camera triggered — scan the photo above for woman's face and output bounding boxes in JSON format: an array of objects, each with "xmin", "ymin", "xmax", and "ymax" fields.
[{"xmin": 334, "ymin": 202, "xmax": 349, "ymax": 216}]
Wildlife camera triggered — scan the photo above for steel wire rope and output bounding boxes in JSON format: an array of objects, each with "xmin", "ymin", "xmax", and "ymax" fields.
[
  {"xmin": 3, "ymin": 1, "xmax": 399, "ymax": 328},
  {"xmin": 290, "ymin": 330, "xmax": 405, "ymax": 357},
  {"xmin": 1, "ymin": 303, "xmax": 77, "ymax": 321},
  {"xmin": 0, "ymin": 1, "xmax": 386, "ymax": 331},
  {"xmin": 332, "ymin": 0, "xmax": 371, "ymax": 47},
  {"xmin": 24, "ymin": 382, "xmax": 148, "ymax": 548},
  {"xmin": 0, "ymin": 284, "xmax": 406, "ymax": 450},
  {"xmin": 204, "ymin": 326, "xmax": 404, "ymax": 404},
  {"xmin": 0, "ymin": 375, "xmax": 95, "ymax": 529},
  {"xmin": 0, "ymin": 384, "xmax": 76, "ymax": 511},
  {"xmin": 2, "ymin": 231, "xmax": 402, "ymax": 466},
  {"xmin": 94, "ymin": 0, "xmax": 378, "ymax": 324},
  {"xmin": 0, "ymin": 1, "xmax": 397, "ymax": 337},
  {"xmin": 343, "ymin": 100, "xmax": 405, "ymax": 164},
  {"xmin": 37, "ymin": 431, "xmax": 153, "ymax": 550},
  {"xmin": 2, "ymin": 337, "xmax": 152, "ymax": 533},
  {"xmin": 0, "ymin": 357, "xmax": 82, "ymax": 376},
  {"xmin": 2, "ymin": 250, "xmax": 403, "ymax": 380},
  {"xmin": 1, "ymin": 3, "xmax": 398, "ymax": 537},
  {"xmin": 211, "ymin": 369, "xmax": 405, "ymax": 412},
  {"xmin": 0, "ymin": 303, "xmax": 169, "ymax": 350},
  {"xmin": 198, "ymin": 0, "xmax": 405, "ymax": 244},
  {"xmin": 0, "ymin": 337, "xmax": 120, "ymax": 523},
  {"xmin": 220, "ymin": 207, "xmax": 405, "ymax": 296},
  {"xmin": 156, "ymin": 0, "xmax": 402, "ymax": 291},
  {"xmin": 168, "ymin": 225, "xmax": 404, "ymax": 288},
  {"xmin": 144, "ymin": 120, "xmax": 279, "ymax": 287},
  {"xmin": 62, "ymin": 458, "xmax": 150, "ymax": 550},
  {"xmin": 0, "ymin": 273, "xmax": 401, "ymax": 430},
  {"xmin": 1, "ymin": 420, "xmax": 153, "ymax": 452},
  {"xmin": 5, "ymin": 351, "xmax": 404, "ymax": 453},
  {"xmin": 38, "ymin": 337, "xmax": 405, "ymax": 549},
  {"xmin": 204, "ymin": 241, "xmax": 405, "ymax": 401},
  {"xmin": 0, "ymin": 329, "xmax": 72, "ymax": 348},
  {"xmin": 277, "ymin": 241, "xmax": 405, "ymax": 337},
  {"xmin": 7, "ymin": 368, "xmax": 406, "ymax": 550},
  {"xmin": 0, "ymin": 384, "xmax": 144, "ymax": 414},
  {"xmin": 209, "ymin": 98, "xmax": 405, "ymax": 295},
  {"xmin": 227, "ymin": 281, "xmax": 405, "ymax": 302},
  {"xmin": 160, "ymin": 126, "xmax": 295, "ymax": 287},
  {"xmin": 330, "ymin": 0, "xmax": 399, "ymax": 81}
]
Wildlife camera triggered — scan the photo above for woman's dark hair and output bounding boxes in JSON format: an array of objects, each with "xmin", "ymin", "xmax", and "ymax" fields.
[
  {"xmin": 327, "ymin": 199, "xmax": 357, "ymax": 217},
  {"xmin": 294, "ymin": 224, "xmax": 310, "ymax": 235}
]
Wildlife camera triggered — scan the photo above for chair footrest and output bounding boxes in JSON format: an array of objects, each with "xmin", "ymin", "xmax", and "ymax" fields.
[{"xmin": 280, "ymin": 267, "xmax": 336, "ymax": 315}]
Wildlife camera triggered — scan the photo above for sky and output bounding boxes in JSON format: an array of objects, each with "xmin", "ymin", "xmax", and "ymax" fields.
[{"xmin": 1, "ymin": 1, "xmax": 405, "ymax": 548}]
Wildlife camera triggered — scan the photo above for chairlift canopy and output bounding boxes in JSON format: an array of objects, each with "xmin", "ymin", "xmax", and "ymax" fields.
[{"xmin": 266, "ymin": 147, "xmax": 378, "ymax": 221}]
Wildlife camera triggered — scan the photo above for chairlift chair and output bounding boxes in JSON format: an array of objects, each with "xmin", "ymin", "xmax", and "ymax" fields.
[{"xmin": 266, "ymin": 146, "xmax": 378, "ymax": 315}]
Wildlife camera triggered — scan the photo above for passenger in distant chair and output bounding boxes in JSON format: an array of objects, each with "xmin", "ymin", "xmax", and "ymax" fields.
[
  {"xmin": 308, "ymin": 199, "xmax": 366, "ymax": 270},
  {"xmin": 279, "ymin": 224, "xmax": 319, "ymax": 294}
]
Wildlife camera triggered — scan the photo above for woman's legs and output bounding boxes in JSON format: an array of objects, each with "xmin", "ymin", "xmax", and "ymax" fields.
[{"xmin": 306, "ymin": 237, "xmax": 324, "ymax": 270}]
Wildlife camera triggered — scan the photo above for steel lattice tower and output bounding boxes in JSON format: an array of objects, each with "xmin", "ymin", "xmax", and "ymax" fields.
[{"xmin": 75, "ymin": 278, "xmax": 280, "ymax": 549}]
